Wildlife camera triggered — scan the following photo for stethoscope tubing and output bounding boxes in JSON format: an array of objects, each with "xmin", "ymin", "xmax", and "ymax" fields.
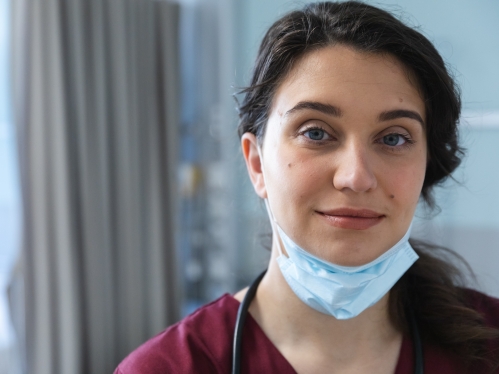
[
  {"xmin": 232, "ymin": 270, "xmax": 424, "ymax": 374},
  {"xmin": 232, "ymin": 270, "xmax": 266, "ymax": 374}
]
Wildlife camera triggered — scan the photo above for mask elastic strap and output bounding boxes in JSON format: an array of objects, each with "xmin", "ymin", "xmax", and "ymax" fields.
[
  {"xmin": 257, "ymin": 146, "xmax": 286, "ymax": 258},
  {"xmin": 263, "ymin": 199, "xmax": 285, "ymax": 257}
]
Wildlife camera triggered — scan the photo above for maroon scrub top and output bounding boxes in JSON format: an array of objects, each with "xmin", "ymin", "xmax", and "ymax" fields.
[{"xmin": 115, "ymin": 290, "xmax": 499, "ymax": 374}]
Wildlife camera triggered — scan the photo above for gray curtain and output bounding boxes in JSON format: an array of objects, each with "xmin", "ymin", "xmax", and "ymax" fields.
[{"xmin": 10, "ymin": 0, "xmax": 181, "ymax": 373}]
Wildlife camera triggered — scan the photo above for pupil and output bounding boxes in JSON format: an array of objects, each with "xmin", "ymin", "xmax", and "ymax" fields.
[
  {"xmin": 309, "ymin": 129, "xmax": 324, "ymax": 140},
  {"xmin": 384, "ymin": 134, "xmax": 399, "ymax": 146}
]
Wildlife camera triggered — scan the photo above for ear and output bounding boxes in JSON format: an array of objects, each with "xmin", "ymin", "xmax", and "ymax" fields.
[{"xmin": 241, "ymin": 133, "xmax": 267, "ymax": 199}]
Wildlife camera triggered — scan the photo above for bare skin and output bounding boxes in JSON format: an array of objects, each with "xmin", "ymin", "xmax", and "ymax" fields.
[{"xmin": 237, "ymin": 45, "xmax": 427, "ymax": 373}]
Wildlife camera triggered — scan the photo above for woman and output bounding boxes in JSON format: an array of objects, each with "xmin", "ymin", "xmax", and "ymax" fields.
[{"xmin": 116, "ymin": 2, "xmax": 499, "ymax": 373}]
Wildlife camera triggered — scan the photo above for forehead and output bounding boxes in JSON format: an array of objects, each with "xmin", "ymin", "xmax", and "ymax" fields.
[{"xmin": 270, "ymin": 45, "xmax": 425, "ymax": 122}]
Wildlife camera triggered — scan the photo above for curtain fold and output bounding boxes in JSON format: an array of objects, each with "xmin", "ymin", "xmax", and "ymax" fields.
[{"xmin": 10, "ymin": 0, "xmax": 180, "ymax": 373}]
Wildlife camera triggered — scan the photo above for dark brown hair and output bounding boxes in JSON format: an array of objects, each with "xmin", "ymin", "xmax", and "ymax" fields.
[{"xmin": 237, "ymin": 1, "xmax": 499, "ymax": 369}]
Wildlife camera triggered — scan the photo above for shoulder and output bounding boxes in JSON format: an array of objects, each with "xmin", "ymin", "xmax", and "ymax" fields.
[
  {"xmin": 115, "ymin": 294, "xmax": 240, "ymax": 374},
  {"xmin": 463, "ymin": 288, "xmax": 499, "ymax": 328}
]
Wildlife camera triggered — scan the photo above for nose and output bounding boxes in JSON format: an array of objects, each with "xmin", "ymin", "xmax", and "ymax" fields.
[{"xmin": 332, "ymin": 141, "xmax": 377, "ymax": 192}]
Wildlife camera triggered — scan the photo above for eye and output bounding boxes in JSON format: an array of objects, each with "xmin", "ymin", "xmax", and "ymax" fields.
[
  {"xmin": 303, "ymin": 127, "xmax": 331, "ymax": 141},
  {"xmin": 382, "ymin": 133, "xmax": 406, "ymax": 146}
]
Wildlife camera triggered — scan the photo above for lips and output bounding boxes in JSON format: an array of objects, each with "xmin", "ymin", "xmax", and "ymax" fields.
[{"xmin": 316, "ymin": 208, "xmax": 385, "ymax": 230}]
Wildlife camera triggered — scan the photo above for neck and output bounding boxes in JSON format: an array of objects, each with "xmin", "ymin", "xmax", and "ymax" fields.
[{"xmin": 247, "ymin": 248, "xmax": 402, "ymax": 368}]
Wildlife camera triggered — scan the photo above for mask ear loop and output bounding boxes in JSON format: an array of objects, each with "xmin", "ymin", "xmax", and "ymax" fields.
[
  {"xmin": 257, "ymin": 146, "xmax": 286, "ymax": 258},
  {"xmin": 263, "ymin": 199, "xmax": 286, "ymax": 258}
]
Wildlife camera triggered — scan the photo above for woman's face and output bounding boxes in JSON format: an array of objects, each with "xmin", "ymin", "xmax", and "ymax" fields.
[{"xmin": 242, "ymin": 45, "xmax": 427, "ymax": 266}]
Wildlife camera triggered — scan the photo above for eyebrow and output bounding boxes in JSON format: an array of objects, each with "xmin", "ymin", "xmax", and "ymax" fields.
[
  {"xmin": 284, "ymin": 101, "xmax": 342, "ymax": 118},
  {"xmin": 378, "ymin": 109, "xmax": 425, "ymax": 127},
  {"xmin": 284, "ymin": 101, "xmax": 425, "ymax": 127}
]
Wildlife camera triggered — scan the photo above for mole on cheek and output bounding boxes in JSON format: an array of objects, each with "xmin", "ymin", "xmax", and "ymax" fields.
[
  {"xmin": 288, "ymin": 163, "xmax": 292, "ymax": 168},
  {"xmin": 390, "ymin": 194, "xmax": 395, "ymax": 199},
  {"xmin": 399, "ymin": 98, "xmax": 403, "ymax": 103}
]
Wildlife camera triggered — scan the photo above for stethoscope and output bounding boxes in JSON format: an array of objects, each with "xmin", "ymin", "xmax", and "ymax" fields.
[{"xmin": 232, "ymin": 270, "xmax": 424, "ymax": 374}]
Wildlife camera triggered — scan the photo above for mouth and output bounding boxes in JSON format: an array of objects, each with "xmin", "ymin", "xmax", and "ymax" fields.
[{"xmin": 316, "ymin": 208, "xmax": 385, "ymax": 230}]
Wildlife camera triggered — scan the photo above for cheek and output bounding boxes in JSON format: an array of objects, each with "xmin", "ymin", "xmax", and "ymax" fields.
[
  {"xmin": 269, "ymin": 153, "xmax": 326, "ymax": 205},
  {"xmin": 386, "ymin": 164, "xmax": 426, "ymax": 206}
]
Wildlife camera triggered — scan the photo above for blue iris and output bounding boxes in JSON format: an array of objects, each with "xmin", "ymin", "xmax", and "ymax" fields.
[
  {"xmin": 383, "ymin": 134, "xmax": 401, "ymax": 146},
  {"xmin": 307, "ymin": 129, "xmax": 325, "ymax": 140}
]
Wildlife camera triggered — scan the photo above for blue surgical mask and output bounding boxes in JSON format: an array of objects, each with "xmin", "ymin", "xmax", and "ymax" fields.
[{"xmin": 264, "ymin": 200, "xmax": 418, "ymax": 320}]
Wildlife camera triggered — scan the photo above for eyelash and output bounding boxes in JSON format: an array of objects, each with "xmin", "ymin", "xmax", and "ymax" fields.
[
  {"xmin": 299, "ymin": 126, "xmax": 334, "ymax": 143},
  {"xmin": 377, "ymin": 132, "xmax": 415, "ymax": 152},
  {"xmin": 299, "ymin": 126, "xmax": 415, "ymax": 151}
]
